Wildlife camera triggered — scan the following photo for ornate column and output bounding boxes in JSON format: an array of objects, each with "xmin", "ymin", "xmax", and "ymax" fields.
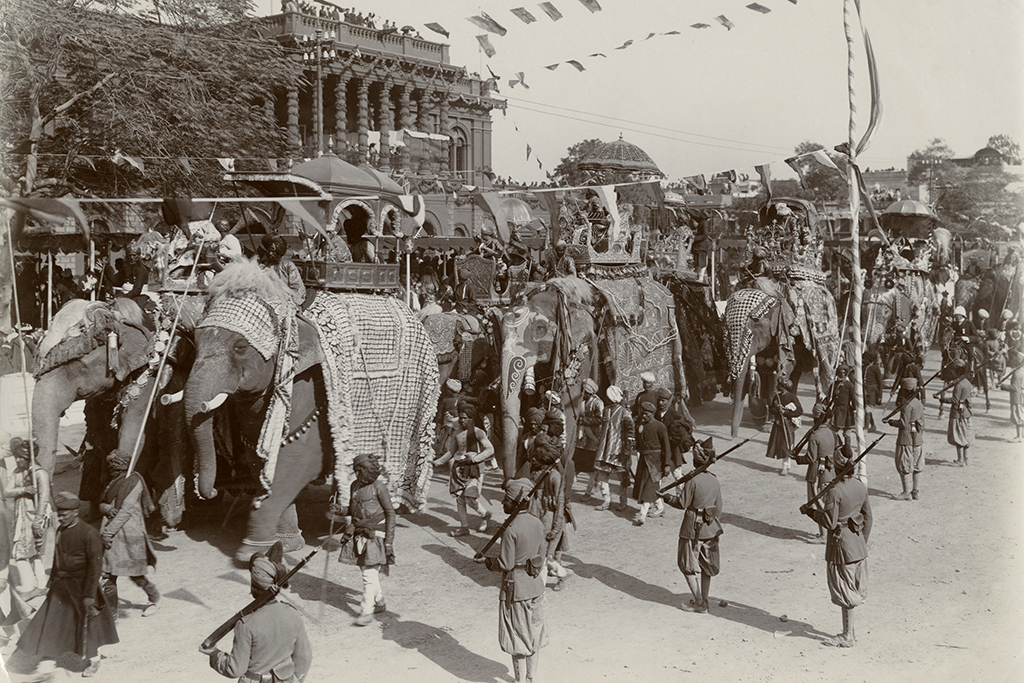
[
  {"xmin": 333, "ymin": 76, "xmax": 348, "ymax": 149},
  {"xmin": 379, "ymin": 82, "xmax": 393, "ymax": 171},
  {"xmin": 397, "ymin": 85, "xmax": 411, "ymax": 173},
  {"xmin": 286, "ymin": 85, "xmax": 300, "ymax": 154},
  {"xmin": 356, "ymin": 78, "xmax": 370, "ymax": 162},
  {"xmin": 416, "ymin": 91, "xmax": 430, "ymax": 132},
  {"xmin": 439, "ymin": 94, "xmax": 451, "ymax": 174}
]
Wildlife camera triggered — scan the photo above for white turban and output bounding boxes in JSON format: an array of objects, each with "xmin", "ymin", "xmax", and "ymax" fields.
[
  {"xmin": 606, "ymin": 385, "xmax": 623, "ymax": 403},
  {"xmin": 640, "ymin": 371, "xmax": 656, "ymax": 384}
]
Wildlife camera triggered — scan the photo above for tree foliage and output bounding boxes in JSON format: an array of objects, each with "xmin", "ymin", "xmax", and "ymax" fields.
[
  {"xmin": 551, "ymin": 138, "xmax": 603, "ymax": 187},
  {"xmin": 0, "ymin": 0, "xmax": 301, "ymax": 197},
  {"xmin": 987, "ymin": 134, "xmax": 1022, "ymax": 165},
  {"xmin": 791, "ymin": 141, "xmax": 847, "ymax": 202},
  {"xmin": 906, "ymin": 137, "xmax": 956, "ymax": 185}
]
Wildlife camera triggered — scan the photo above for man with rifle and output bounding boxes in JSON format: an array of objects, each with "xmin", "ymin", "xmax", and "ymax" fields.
[
  {"xmin": 484, "ymin": 478, "xmax": 548, "ymax": 683},
  {"xmin": 805, "ymin": 403, "xmax": 836, "ymax": 542},
  {"xmin": 202, "ymin": 542, "xmax": 312, "ymax": 683},
  {"xmin": 663, "ymin": 438, "xmax": 722, "ymax": 614},
  {"xmin": 886, "ymin": 377, "xmax": 925, "ymax": 501},
  {"xmin": 800, "ymin": 439, "xmax": 873, "ymax": 648},
  {"xmin": 938, "ymin": 358, "xmax": 974, "ymax": 467}
]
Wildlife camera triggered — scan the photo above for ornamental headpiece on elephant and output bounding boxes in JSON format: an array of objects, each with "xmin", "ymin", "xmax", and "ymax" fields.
[
  {"xmin": 725, "ymin": 198, "xmax": 839, "ymax": 437},
  {"xmin": 184, "ymin": 259, "xmax": 439, "ymax": 562}
]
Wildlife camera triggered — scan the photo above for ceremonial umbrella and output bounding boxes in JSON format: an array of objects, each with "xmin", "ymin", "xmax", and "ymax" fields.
[{"xmin": 881, "ymin": 199, "xmax": 935, "ymax": 218}]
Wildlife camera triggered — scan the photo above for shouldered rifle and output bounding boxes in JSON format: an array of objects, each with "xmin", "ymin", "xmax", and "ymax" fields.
[
  {"xmin": 799, "ymin": 432, "xmax": 886, "ymax": 515},
  {"xmin": 933, "ymin": 356, "xmax": 997, "ymax": 400},
  {"xmin": 657, "ymin": 433, "xmax": 757, "ymax": 496},
  {"xmin": 200, "ymin": 542, "xmax": 325, "ymax": 652},
  {"xmin": 474, "ymin": 462, "xmax": 556, "ymax": 560},
  {"xmin": 999, "ymin": 360, "xmax": 1024, "ymax": 387}
]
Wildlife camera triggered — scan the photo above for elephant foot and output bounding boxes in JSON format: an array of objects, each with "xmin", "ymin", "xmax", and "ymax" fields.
[
  {"xmin": 234, "ymin": 538, "xmax": 279, "ymax": 566},
  {"xmin": 278, "ymin": 534, "xmax": 305, "ymax": 554}
]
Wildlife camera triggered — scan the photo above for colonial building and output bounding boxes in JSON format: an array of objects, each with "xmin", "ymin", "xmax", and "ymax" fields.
[{"xmin": 257, "ymin": 7, "xmax": 504, "ymax": 187}]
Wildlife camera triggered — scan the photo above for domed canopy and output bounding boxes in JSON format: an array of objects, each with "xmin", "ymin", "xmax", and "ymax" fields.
[
  {"xmin": 501, "ymin": 197, "xmax": 534, "ymax": 225},
  {"xmin": 881, "ymin": 199, "xmax": 935, "ymax": 218},
  {"xmin": 578, "ymin": 135, "xmax": 664, "ymax": 177},
  {"xmin": 291, "ymin": 152, "xmax": 381, "ymax": 193}
]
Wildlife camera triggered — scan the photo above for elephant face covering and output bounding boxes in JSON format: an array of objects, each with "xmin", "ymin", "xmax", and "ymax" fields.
[{"xmin": 199, "ymin": 296, "xmax": 280, "ymax": 361}]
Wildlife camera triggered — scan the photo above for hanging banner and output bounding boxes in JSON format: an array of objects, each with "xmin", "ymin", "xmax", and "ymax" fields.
[
  {"xmin": 277, "ymin": 199, "xmax": 328, "ymax": 238},
  {"xmin": 566, "ymin": 60, "xmax": 585, "ymax": 72},
  {"xmin": 0, "ymin": 198, "xmax": 91, "ymax": 239},
  {"xmin": 784, "ymin": 156, "xmax": 808, "ymax": 189},
  {"xmin": 594, "ymin": 185, "xmax": 621, "ymax": 242},
  {"xmin": 747, "ymin": 3, "xmax": 771, "ymax": 13},
  {"xmin": 476, "ymin": 34, "xmax": 497, "ymax": 57},
  {"xmin": 577, "ymin": 0, "xmax": 601, "ymax": 12},
  {"xmin": 467, "ymin": 12, "xmax": 508, "ymax": 36},
  {"xmin": 539, "ymin": 2, "xmax": 563, "ymax": 20},
  {"xmin": 811, "ymin": 149, "xmax": 845, "ymax": 176},
  {"xmin": 714, "ymin": 15, "xmax": 734, "ymax": 30},
  {"xmin": 424, "ymin": 22, "xmax": 450, "ymax": 38},
  {"xmin": 511, "ymin": 7, "xmax": 537, "ymax": 23},
  {"xmin": 755, "ymin": 163, "xmax": 772, "ymax": 199},
  {"xmin": 475, "ymin": 193, "xmax": 510, "ymax": 242}
]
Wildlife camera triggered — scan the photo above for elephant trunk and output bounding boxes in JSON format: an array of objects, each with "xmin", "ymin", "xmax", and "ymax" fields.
[
  {"xmin": 731, "ymin": 363, "xmax": 748, "ymax": 439},
  {"xmin": 184, "ymin": 359, "xmax": 234, "ymax": 500},
  {"xmin": 501, "ymin": 390, "xmax": 521, "ymax": 483},
  {"xmin": 31, "ymin": 372, "xmax": 78, "ymax": 475}
]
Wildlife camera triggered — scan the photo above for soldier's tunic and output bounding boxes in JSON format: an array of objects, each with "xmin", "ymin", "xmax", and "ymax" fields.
[
  {"xmin": 210, "ymin": 600, "xmax": 312, "ymax": 683},
  {"xmin": 831, "ymin": 378, "xmax": 855, "ymax": 430},
  {"xmin": 816, "ymin": 477, "xmax": 872, "ymax": 608},
  {"xmin": 485, "ymin": 512, "xmax": 549, "ymax": 657},
  {"xmin": 946, "ymin": 377, "xmax": 975, "ymax": 447},
  {"xmin": 665, "ymin": 471, "xmax": 723, "ymax": 576},
  {"xmin": 806, "ymin": 425, "xmax": 837, "ymax": 491},
  {"xmin": 895, "ymin": 395, "xmax": 925, "ymax": 475}
]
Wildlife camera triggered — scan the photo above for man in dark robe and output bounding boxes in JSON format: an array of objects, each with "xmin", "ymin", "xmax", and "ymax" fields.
[
  {"xmin": 766, "ymin": 377, "xmax": 803, "ymax": 475},
  {"xmin": 632, "ymin": 402, "xmax": 670, "ymax": 526},
  {"xmin": 15, "ymin": 492, "xmax": 118, "ymax": 679}
]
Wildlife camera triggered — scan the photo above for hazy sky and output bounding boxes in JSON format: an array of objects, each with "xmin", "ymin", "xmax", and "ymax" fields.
[{"xmin": 255, "ymin": 0, "xmax": 1024, "ymax": 182}]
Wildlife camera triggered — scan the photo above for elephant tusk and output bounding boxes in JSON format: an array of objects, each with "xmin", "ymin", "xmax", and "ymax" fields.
[
  {"xmin": 160, "ymin": 390, "xmax": 184, "ymax": 406},
  {"xmin": 199, "ymin": 392, "xmax": 229, "ymax": 413},
  {"xmin": 523, "ymin": 366, "xmax": 536, "ymax": 396}
]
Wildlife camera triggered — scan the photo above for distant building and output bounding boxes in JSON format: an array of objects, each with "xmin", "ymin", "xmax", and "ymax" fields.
[{"xmin": 258, "ymin": 8, "xmax": 504, "ymax": 187}]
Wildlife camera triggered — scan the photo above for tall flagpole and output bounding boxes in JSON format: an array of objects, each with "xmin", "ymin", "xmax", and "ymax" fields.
[{"xmin": 844, "ymin": 0, "xmax": 867, "ymax": 484}]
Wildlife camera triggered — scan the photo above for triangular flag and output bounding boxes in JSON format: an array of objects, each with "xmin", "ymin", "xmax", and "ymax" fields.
[
  {"xmin": 467, "ymin": 12, "xmax": 507, "ymax": 36},
  {"xmin": 487, "ymin": 64, "xmax": 502, "ymax": 81},
  {"xmin": 747, "ymin": 3, "xmax": 771, "ymax": 13},
  {"xmin": 755, "ymin": 163, "xmax": 772, "ymax": 199},
  {"xmin": 685, "ymin": 175, "xmax": 707, "ymax": 191},
  {"xmin": 644, "ymin": 32, "xmax": 656, "ymax": 40},
  {"xmin": 397, "ymin": 195, "xmax": 426, "ymax": 227},
  {"xmin": 589, "ymin": 52, "xmax": 607, "ymax": 57},
  {"xmin": 566, "ymin": 60, "xmax": 585, "ymax": 72},
  {"xmin": 811, "ymin": 149, "xmax": 846, "ymax": 176},
  {"xmin": 715, "ymin": 15, "xmax": 734, "ymax": 30},
  {"xmin": 516, "ymin": 72, "xmax": 529, "ymax": 89},
  {"xmin": 691, "ymin": 23, "xmax": 710, "ymax": 29},
  {"xmin": 538, "ymin": 2, "xmax": 563, "ymax": 20},
  {"xmin": 665, "ymin": 30, "xmax": 681, "ymax": 35},
  {"xmin": 511, "ymin": 7, "xmax": 537, "ymax": 23},
  {"xmin": 276, "ymin": 199, "xmax": 328, "ymax": 237},
  {"xmin": 475, "ymin": 193, "xmax": 510, "ymax": 242},
  {"xmin": 267, "ymin": 158, "xmax": 279, "ymax": 172},
  {"xmin": 424, "ymin": 22, "xmax": 450, "ymax": 38},
  {"xmin": 218, "ymin": 157, "xmax": 235, "ymax": 172},
  {"xmin": 527, "ymin": 144, "xmax": 532, "ymax": 160},
  {"xmin": 177, "ymin": 157, "xmax": 193, "ymax": 174},
  {"xmin": 577, "ymin": 0, "xmax": 601, "ymax": 12},
  {"xmin": 784, "ymin": 156, "xmax": 808, "ymax": 189},
  {"xmin": 0, "ymin": 198, "xmax": 91, "ymax": 239},
  {"xmin": 545, "ymin": 63, "xmax": 560, "ymax": 70},
  {"xmin": 538, "ymin": 158, "xmax": 543, "ymax": 169},
  {"xmin": 476, "ymin": 34, "xmax": 497, "ymax": 57},
  {"xmin": 615, "ymin": 39, "xmax": 633, "ymax": 50}
]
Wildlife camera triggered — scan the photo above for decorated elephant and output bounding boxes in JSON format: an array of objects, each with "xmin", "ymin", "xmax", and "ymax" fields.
[
  {"xmin": 419, "ymin": 310, "xmax": 495, "ymax": 391},
  {"xmin": 494, "ymin": 274, "xmax": 689, "ymax": 481},
  {"xmin": 955, "ymin": 249, "xmax": 1015, "ymax": 324},
  {"xmin": 184, "ymin": 260, "xmax": 438, "ymax": 562},
  {"xmin": 724, "ymin": 279, "xmax": 839, "ymax": 438},
  {"xmin": 30, "ymin": 295, "xmax": 203, "ymax": 527}
]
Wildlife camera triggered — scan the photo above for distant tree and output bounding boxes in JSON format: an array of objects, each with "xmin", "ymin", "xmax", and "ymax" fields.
[
  {"xmin": 907, "ymin": 138, "xmax": 956, "ymax": 185},
  {"xmin": 792, "ymin": 141, "xmax": 847, "ymax": 202},
  {"xmin": 987, "ymin": 134, "xmax": 1022, "ymax": 164},
  {"xmin": 551, "ymin": 139, "xmax": 603, "ymax": 187}
]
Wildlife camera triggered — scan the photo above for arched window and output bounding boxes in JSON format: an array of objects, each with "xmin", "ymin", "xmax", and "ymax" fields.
[{"xmin": 451, "ymin": 126, "xmax": 469, "ymax": 177}]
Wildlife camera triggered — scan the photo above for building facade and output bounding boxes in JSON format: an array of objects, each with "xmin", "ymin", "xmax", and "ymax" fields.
[{"xmin": 258, "ymin": 9, "xmax": 504, "ymax": 187}]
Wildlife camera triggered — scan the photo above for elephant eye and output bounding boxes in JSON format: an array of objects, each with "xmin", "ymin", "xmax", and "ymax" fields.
[
  {"xmin": 233, "ymin": 341, "xmax": 248, "ymax": 354},
  {"xmin": 532, "ymin": 322, "xmax": 548, "ymax": 340}
]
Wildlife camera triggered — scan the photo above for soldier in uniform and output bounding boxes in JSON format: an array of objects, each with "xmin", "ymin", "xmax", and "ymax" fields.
[
  {"xmin": 939, "ymin": 358, "xmax": 974, "ymax": 466},
  {"xmin": 802, "ymin": 444, "xmax": 872, "ymax": 648},
  {"xmin": 664, "ymin": 438, "xmax": 722, "ymax": 613},
  {"xmin": 204, "ymin": 543, "xmax": 312, "ymax": 682},
  {"xmin": 805, "ymin": 403, "xmax": 836, "ymax": 541},
  {"xmin": 485, "ymin": 479, "xmax": 548, "ymax": 683},
  {"xmin": 573, "ymin": 379, "xmax": 605, "ymax": 501},
  {"xmin": 887, "ymin": 377, "xmax": 924, "ymax": 500}
]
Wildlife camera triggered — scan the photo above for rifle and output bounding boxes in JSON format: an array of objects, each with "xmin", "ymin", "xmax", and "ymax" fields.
[
  {"xmin": 998, "ymin": 360, "xmax": 1024, "ymax": 387},
  {"xmin": 657, "ymin": 433, "xmax": 757, "ymax": 495},
  {"xmin": 474, "ymin": 462, "xmax": 556, "ymax": 560},
  {"xmin": 799, "ymin": 432, "xmax": 887, "ymax": 515},
  {"xmin": 933, "ymin": 356, "xmax": 998, "ymax": 401},
  {"xmin": 200, "ymin": 542, "xmax": 325, "ymax": 652}
]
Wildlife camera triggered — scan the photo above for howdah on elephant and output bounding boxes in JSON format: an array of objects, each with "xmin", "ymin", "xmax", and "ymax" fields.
[
  {"xmin": 30, "ymin": 295, "xmax": 202, "ymax": 527},
  {"xmin": 184, "ymin": 260, "xmax": 438, "ymax": 562}
]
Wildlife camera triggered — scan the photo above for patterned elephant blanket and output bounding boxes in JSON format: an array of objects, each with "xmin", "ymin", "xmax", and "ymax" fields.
[
  {"xmin": 592, "ymin": 278, "xmax": 684, "ymax": 402},
  {"xmin": 305, "ymin": 292, "xmax": 440, "ymax": 510}
]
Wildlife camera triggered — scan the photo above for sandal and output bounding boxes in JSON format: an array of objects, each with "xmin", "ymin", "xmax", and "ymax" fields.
[{"xmin": 823, "ymin": 634, "xmax": 855, "ymax": 648}]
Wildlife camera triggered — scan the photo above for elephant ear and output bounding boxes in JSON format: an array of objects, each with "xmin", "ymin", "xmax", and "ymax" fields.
[{"xmin": 110, "ymin": 321, "xmax": 155, "ymax": 382}]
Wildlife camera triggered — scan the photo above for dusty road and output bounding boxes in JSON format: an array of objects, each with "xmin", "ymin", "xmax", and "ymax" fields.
[{"xmin": 3, "ymin": 349, "xmax": 1023, "ymax": 683}]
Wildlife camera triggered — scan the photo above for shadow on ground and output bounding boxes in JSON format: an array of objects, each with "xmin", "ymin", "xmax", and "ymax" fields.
[{"xmin": 380, "ymin": 613, "xmax": 512, "ymax": 683}]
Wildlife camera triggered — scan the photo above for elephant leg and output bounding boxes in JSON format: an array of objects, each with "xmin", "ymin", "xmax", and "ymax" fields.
[{"xmin": 235, "ymin": 428, "xmax": 322, "ymax": 564}]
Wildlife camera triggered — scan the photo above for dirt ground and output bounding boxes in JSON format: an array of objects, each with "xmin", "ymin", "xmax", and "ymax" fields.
[{"xmin": 3, "ymin": 348, "xmax": 1023, "ymax": 683}]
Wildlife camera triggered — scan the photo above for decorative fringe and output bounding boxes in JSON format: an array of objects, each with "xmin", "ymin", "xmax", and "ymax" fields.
[{"xmin": 208, "ymin": 258, "xmax": 295, "ymax": 306}]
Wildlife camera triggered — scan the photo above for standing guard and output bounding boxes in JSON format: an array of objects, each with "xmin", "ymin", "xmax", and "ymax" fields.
[
  {"xmin": 939, "ymin": 359, "xmax": 974, "ymax": 466},
  {"xmin": 805, "ymin": 404, "xmax": 836, "ymax": 541},
  {"xmin": 887, "ymin": 377, "xmax": 924, "ymax": 500}
]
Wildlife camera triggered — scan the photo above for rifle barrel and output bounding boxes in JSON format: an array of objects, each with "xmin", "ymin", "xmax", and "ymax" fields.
[
  {"xmin": 474, "ymin": 464, "xmax": 555, "ymax": 559},
  {"xmin": 657, "ymin": 433, "xmax": 757, "ymax": 495},
  {"xmin": 802, "ymin": 433, "xmax": 886, "ymax": 512}
]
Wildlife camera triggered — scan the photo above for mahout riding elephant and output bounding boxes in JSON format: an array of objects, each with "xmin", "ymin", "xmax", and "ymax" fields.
[
  {"xmin": 30, "ymin": 295, "xmax": 203, "ymax": 527},
  {"xmin": 723, "ymin": 279, "xmax": 839, "ymax": 438},
  {"xmin": 184, "ymin": 260, "xmax": 438, "ymax": 563},
  {"xmin": 494, "ymin": 274, "xmax": 690, "ymax": 481}
]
